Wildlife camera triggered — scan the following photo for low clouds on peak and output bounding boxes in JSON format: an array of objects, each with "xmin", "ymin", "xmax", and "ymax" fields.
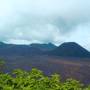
[{"xmin": 0, "ymin": 0, "xmax": 90, "ymax": 50}]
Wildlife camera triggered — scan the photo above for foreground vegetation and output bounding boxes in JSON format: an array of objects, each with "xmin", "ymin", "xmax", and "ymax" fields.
[{"xmin": 0, "ymin": 68, "xmax": 90, "ymax": 90}]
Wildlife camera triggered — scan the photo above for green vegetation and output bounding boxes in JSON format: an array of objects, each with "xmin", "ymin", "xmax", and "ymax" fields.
[
  {"xmin": 0, "ymin": 68, "xmax": 89, "ymax": 90},
  {"xmin": 0, "ymin": 59, "xmax": 5, "ymax": 72},
  {"xmin": 0, "ymin": 59, "xmax": 5, "ymax": 66}
]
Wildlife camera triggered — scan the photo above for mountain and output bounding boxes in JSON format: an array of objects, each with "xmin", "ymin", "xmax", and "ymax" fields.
[
  {"xmin": 0, "ymin": 42, "xmax": 90, "ymax": 58},
  {"xmin": 0, "ymin": 42, "xmax": 56, "ymax": 56},
  {"xmin": 48, "ymin": 42, "xmax": 90, "ymax": 58},
  {"xmin": 30, "ymin": 43, "xmax": 57, "ymax": 51},
  {"xmin": 0, "ymin": 42, "xmax": 43, "ymax": 56}
]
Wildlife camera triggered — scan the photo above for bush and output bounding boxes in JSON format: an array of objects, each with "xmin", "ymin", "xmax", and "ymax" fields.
[{"xmin": 0, "ymin": 68, "xmax": 89, "ymax": 90}]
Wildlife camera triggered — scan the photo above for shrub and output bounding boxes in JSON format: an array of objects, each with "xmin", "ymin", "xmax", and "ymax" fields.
[{"xmin": 0, "ymin": 68, "xmax": 89, "ymax": 90}]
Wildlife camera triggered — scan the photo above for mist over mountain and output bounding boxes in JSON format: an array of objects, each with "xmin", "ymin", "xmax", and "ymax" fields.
[
  {"xmin": 0, "ymin": 0, "xmax": 90, "ymax": 86},
  {"xmin": 0, "ymin": 0, "xmax": 90, "ymax": 50}
]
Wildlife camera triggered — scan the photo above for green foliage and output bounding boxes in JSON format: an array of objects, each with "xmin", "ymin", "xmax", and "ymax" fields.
[
  {"xmin": 0, "ymin": 59, "xmax": 5, "ymax": 66},
  {"xmin": 61, "ymin": 78, "xmax": 83, "ymax": 90},
  {"xmin": 0, "ymin": 68, "xmax": 89, "ymax": 90},
  {"xmin": 0, "ymin": 59, "xmax": 5, "ymax": 73}
]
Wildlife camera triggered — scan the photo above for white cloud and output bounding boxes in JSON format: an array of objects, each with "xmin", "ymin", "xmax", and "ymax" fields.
[
  {"xmin": 0, "ymin": 0, "xmax": 90, "ymax": 50},
  {"xmin": 65, "ymin": 23, "xmax": 90, "ymax": 51}
]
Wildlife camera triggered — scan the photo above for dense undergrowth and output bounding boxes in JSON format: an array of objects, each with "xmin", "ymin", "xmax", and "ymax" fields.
[{"xmin": 0, "ymin": 68, "xmax": 90, "ymax": 90}]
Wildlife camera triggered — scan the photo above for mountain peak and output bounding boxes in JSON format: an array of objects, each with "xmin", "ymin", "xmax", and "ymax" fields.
[
  {"xmin": 60, "ymin": 42, "xmax": 80, "ymax": 46},
  {"xmin": 48, "ymin": 42, "xmax": 90, "ymax": 58}
]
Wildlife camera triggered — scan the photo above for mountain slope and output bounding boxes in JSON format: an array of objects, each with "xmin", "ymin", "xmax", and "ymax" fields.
[
  {"xmin": 48, "ymin": 42, "xmax": 90, "ymax": 58},
  {"xmin": 0, "ymin": 42, "xmax": 43, "ymax": 56},
  {"xmin": 0, "ymin": 42, "xmax": 90, "ymax": 58},
  {"xmin": 30, "ymin": 43, "xmax": 57, "ymax": 51}
]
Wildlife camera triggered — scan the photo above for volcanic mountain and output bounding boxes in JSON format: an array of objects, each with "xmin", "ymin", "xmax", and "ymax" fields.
[
  {"xmin": 0, "ymin": 42, "xmax": 90, "ymax": 84},
  {"xmin": 0, "ymin": 42, "xmax": 56, "ymax": 56},
  {"xmin": 0, "ymin": 42, "xmax": 90, "ymax": 58},
  {"xmin": 48, "ymin": 42, "xmax": 90, "ymax": 58}
]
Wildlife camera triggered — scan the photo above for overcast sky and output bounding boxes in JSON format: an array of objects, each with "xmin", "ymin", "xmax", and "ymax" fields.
[{"xmin": 0, "ymin": 0, "xmax": 90, "ymax": 50}]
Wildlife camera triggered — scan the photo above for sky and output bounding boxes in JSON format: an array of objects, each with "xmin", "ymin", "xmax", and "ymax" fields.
[{"xmin": 0, "ymin": 0, "xmax": 90, "ymax": 50}]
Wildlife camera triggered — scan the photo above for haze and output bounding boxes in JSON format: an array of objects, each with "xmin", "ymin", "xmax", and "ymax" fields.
[{"xmin": 0, "ymin": 0, "xmax": 90, "ymax": 50}]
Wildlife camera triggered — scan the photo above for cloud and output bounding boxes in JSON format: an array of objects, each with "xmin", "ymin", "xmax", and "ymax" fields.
[
  {"xmin": 65, "ymin": 23, "xmax": 90, "ymax": 51},
  {"xmin": 0, "ymin": 0, "xmax": 90, "ymax": 50}
]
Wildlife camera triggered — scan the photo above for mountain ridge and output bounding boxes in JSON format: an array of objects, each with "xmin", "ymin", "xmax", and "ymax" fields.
[
  {"xmin": 0, "ymin": 42, "xmax": 90, "ymax": 58},
  {"xmin": 47, "ymin": 42, "xmax": 90, "ymax": 58}
]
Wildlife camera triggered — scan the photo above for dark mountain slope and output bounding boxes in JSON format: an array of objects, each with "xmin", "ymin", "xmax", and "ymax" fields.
[
  {"xmin": 0, "ymin": 42, "xmax": 43, "ymax": 56},
  {"xmin": 0, "ymin": 42, "xmax": 90, "ymax": 58},
  {"xmin": 30, "ymin": 43, "xmax": 57, "ymax": 51},
  {"xmin": 48, "ymin": 42, "xmax": 90, "ymax": 58}
]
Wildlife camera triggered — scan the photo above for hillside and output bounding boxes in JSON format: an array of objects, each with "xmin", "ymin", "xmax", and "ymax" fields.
[
  {"xmin": 0, "ymin": 42, "xmax": 90, "ymax": 84},
  {"xmin": 0, "ymin": 42, "xmax": 90, "ymax": 58},
  {"xmin": 48, "ymin": 42, "xmax": 90, "ymax": 58},
  {"xmin": 30, "ymin": 43, "xmax": 57, "ymax": 51}
]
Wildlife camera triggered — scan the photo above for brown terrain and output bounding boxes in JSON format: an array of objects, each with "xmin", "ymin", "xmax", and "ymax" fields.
[{"xmin": 1, "ymin": 55, "xmax": 90, "ymax": 85}]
